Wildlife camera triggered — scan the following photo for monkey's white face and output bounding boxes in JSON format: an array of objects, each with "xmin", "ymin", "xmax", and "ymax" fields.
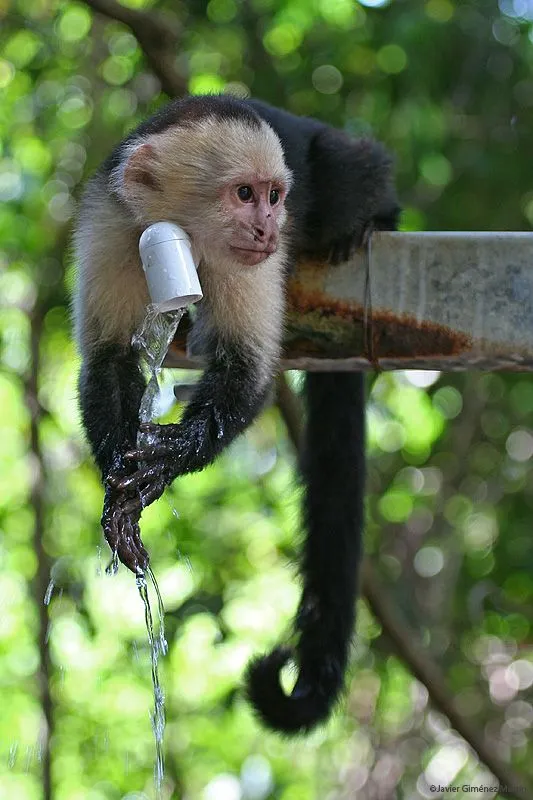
[
  {"xmin": 219, "ymin": 178, "xmax": 287, "ymax": 266},
  {"xmin": 116, "ymin": 121, "xmax": 292, "ymax": 272}
]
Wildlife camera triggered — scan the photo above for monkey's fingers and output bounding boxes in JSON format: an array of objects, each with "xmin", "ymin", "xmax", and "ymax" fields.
[
  {"xmin": 124, "ymin": 423, "xmax": 181, "ymax": 462},
  {"xmin": 139, "ymin": 422, "xmax": 182, "ymax": 439},
  {"xmin": 139, "ymin": 421, "xmax": 182, "ymax": 433},
  {"xmin": 115, "ymin": 422, "xmax": 183, "ymax": 464},
  {"xmin": 114, "ymin": 515, "xmax": 149, "ymax": 574},
  {"xmin": 123, "ymin": 514, "xmax": 150, "ymax": 572},
  {"xmin": 120, "ymin": 494, "xmax": 142, "ymax": 515},
  {"xmin": 328, "ymin": 233, "xmax": 359, "ymax": 265},
  {"xmin": 101, "ymin": 496, "xmax": 149, "ymax": 574},
  {"xmin": 101, "ymin": 496, "xmax": 123, "ymax": 530},
  {"xmin": 122, "ymin": 444, "xmax": 174, "ymax": 462},
  {"xmin": 111, "ymin": 462, "xmax": 166, "ymax": 491},
  {"xmin": 121, "ymin": 481, "xmax": 166, "ymax": 514},
  {"xmin": 137, "ymin": 475, "xmax": 168, "ymax": 510}
]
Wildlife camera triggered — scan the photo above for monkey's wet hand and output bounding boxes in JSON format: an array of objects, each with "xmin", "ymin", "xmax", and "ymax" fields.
[
  {"xmin": 125, "ymin": 422, "xmax": 186, "ymax": 462},
  {"xmin": 106, "ymin": 423, "xmax": 186, "ymax": 512},
  {"xmin": 101, "ymin": 485, "xmax": 149, "ymax": 575}
]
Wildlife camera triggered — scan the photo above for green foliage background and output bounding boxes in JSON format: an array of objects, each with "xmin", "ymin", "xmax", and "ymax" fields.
[{"xmin": 2, "ymin": 0, "xmax": 533, "ymax": 798}]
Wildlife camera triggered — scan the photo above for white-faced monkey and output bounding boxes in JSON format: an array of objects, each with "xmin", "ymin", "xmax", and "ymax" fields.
[{"xmin": 73, "ymin": 95, "xmax": 399, "ymax": 734}]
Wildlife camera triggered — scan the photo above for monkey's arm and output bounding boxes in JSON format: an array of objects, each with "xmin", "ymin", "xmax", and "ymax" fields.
[
  {"xmin": 105, "ymin": 239, "xmax": 284, "ymax": 522},
  {"xmin": 79, "ymin": 341, "xmax": 150, "ymax": 572},
  {"xmin": 108, "ymin": 340, "xmax": 271, "ymax": 514},
  {"xmin": 78, "ymin": 324, "xmax": 264, "ymax": 574}
]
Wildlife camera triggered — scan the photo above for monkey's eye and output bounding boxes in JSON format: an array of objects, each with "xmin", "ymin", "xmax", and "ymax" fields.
[
  {"xmin": 269, "ymin": 188, "xmax": 281, "ymax": 205},
  {"xmin": 237, "ymin": 185, "xmax": 253, "ymax": 202}
]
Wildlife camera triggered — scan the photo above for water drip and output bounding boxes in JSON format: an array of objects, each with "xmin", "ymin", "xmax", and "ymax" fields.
[
  {"xmin": 136, "ymin": 571, "xmax": 167, "ymax": 800},
  {"xmin": 43, "ymin": 579, "xmax": 54, "ymax": 606}
]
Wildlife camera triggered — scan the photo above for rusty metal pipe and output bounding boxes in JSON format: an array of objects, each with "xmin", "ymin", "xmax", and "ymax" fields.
[{"xmin": 167, "ymin": 231, "xmax": 533, "ymax": 372}]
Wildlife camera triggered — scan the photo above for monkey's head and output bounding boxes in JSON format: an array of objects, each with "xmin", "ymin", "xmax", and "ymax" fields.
[{"xmin": 113, "ymin": 112, "xmax": 292, "ymax": 270}]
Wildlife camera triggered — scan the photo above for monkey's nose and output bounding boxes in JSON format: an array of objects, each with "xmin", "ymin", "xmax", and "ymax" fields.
[{"xmin": 253, "ymin": 226, "xmax": 265, "ymax": 241}]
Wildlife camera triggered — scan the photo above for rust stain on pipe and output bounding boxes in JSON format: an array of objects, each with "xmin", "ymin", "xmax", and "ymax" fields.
[
  {"xmin": 167, "ymin": 278, "xmax": 472, "ymax": 365},
  {"xmin": 284, "ymin": 284, "xmax": 472, "ymax": 360}
]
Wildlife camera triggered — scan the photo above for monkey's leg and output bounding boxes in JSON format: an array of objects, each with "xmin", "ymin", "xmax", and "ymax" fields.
[
  {"xmin": 79, "ymin": 342, "xmax": 149, "ymax": 573},
  {"xmin": 108, "ymin": 345, "xmax": 270, "ymax": 512}
]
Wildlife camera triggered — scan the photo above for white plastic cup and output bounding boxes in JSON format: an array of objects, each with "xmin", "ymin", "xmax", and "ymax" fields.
[{"xmin": 139, "ymin": 222, "xmax": 203, "ymax": 312}]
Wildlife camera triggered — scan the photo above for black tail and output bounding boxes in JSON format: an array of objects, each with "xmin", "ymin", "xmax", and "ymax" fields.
[{"xmin": 246, "ymin": 372, "xmax": 365, "ymax": 733}]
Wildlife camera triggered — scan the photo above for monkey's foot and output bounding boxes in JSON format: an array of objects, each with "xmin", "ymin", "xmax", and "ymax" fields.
[
  {"xmin": 328, "ymin": 235, "xmax": 359, "ymax": 264},
  {"xmin": 101, "ymin": 488, "xmax": 149, "ymax": 575},
  {"xmin": 327, "ymin": 223, "xmax": 371, "ymax": 264}
]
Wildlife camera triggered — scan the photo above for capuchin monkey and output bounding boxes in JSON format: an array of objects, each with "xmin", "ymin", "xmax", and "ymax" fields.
[{"xmin": 73, "ymin": 95, "xmax": 398, "ymax": 734}]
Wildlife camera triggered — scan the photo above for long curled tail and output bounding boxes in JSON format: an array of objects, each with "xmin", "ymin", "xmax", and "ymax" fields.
[{"xmin": 246, "ymin": 372, "xmax": 365, "ymax": 733}]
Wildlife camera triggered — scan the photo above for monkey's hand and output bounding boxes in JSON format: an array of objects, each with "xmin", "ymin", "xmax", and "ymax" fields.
[
  {"xmin": 101, "ymin": 483, "xmax": 150, "ymax": 575},
  {"xmin": 106, "ymin": 422, "xmax": 187, "ymax": 513},
  {"xmin": 107, "ymin": 356, "xmax": 269, "ymax": 514},
  {"xmin": 327, "ymin": 222, "xmax": 373, "ymax": 265},
  {"xmin": 107, "ymin": 416, "xmax": 220, "ymax": 513}
]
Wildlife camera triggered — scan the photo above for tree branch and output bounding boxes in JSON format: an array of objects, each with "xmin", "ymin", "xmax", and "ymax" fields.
[
  {"xmin": 26, "ymin": 304, "xmax": 53, "ymax": 800},
  {"xmin": 275, "ymin": 372, "xmax": 531, "ymax": 800},
  {"xmin": 362, "ymin": 563, "xmax": 531, "ymax": 799},
  {"xmin": 83, "ymin": 0, "xmax": 188, "ymax": 97}
]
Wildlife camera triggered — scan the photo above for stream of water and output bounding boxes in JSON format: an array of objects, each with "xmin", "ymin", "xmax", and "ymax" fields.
[
  {"xmin": 136, "ymin": 568, "xmax": 168, "ymax": 797},
  {"xmin": 40, "ymin": 306, "xmax": 184, "ymax": 797},
  {"xmin": 132, "ymin": 304, "xmax": 184, "ymax": 426},
  {"xmin": 131, "ymin": 305, "xmax": 184, "ymax": 798}
]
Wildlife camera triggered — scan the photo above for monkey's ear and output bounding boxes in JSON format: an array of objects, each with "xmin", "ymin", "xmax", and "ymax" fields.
[{"xmin": 122, "ymin": 142, "xmax": 163, "ymax": 193}]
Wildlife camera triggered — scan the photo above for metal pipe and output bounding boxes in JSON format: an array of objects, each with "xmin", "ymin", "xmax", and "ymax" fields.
[{"xmin": 166, "ymin": 231, "xmax": 533, "ymax": 371}]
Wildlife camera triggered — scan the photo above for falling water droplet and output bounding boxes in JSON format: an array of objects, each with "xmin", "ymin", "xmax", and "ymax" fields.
[
  {"xmin": 8, "ymin": 742, "xmax": 18, "ymax": 768},
  {"xmin": 96, "ymin": 545, "xmax": 103, "ymax": 577},
  {"xmin": 148, "ymin": 566, "xmax": 168, "ymax": 657},
  {"xmin": 43, "ymin": 580, "xmax": 54, "ymax": 606},
  {"xmin": 105, "ymin": 551, "xmax": 120, "ymax": 576}
]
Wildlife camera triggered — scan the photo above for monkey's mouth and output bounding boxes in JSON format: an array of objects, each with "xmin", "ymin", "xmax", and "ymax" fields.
[{"xmin": 230, "ymin": 246, "xmax": 275, "ymax": 265}]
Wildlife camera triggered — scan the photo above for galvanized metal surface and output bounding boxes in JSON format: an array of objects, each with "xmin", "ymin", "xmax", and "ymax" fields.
[{"xmin": 166, "ymin": 232, "xmax": 533, "ymax": 372}]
